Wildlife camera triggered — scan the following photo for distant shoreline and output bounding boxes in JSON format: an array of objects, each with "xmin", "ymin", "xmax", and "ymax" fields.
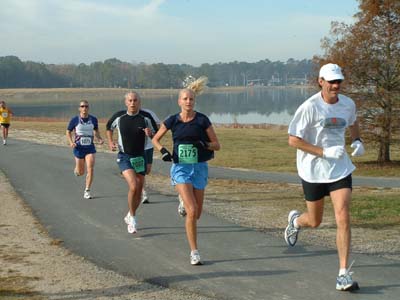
[
  {"xmin": 12, "ymin": 117, "xmax": 288, "ymax": 130},
  {"xmin": 0, "ymin": 85, "xmax": 316, "ymax": 102}
]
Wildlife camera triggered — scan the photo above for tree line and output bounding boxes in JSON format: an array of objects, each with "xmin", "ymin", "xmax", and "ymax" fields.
[{"xmin": 0, "ymin": 56, "xmax": 314, "ymax": 89}]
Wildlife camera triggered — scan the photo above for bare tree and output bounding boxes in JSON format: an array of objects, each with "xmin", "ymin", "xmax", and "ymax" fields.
[{"xmin": 315, "ymin": 0, "xmax": 400, "ymax": 163}]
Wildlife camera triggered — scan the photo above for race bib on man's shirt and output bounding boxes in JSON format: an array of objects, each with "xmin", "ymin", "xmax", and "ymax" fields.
[{"xmin": 80, "ymin": 136, "xmax": 92, "ymax": 146}]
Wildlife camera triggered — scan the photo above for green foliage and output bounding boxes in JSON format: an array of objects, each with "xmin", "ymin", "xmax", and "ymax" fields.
[{"xmin": 0, "ymin": 56, "xmax": 67, "ymax": 88}]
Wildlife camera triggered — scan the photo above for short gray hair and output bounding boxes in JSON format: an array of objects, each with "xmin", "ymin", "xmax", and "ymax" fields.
[{"xmin": 125, "ymin": 91, "xmax": 140, "ymax": 100}]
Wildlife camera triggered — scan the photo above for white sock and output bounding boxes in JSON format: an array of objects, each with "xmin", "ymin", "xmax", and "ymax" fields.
[
  {"xmin": 293, "ymin": 218, "xmax": 300, "ymax": 229},
  {"xmin": 339, "ymin": 268, "xmax": 346, "ymax": 276}
]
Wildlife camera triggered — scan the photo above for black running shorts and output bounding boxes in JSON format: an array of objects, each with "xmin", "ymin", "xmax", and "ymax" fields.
[{"xmin": 301, "ymin": 174, "xmax": 352, "ymax": 201}]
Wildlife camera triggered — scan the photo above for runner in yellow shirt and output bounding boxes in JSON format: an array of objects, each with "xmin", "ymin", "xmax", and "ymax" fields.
[{"xmin": 0, "ymin": 100, "xmax": 13, "ymax": 145}]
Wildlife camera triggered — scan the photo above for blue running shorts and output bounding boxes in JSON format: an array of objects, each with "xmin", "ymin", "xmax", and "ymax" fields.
[
  {"xmin": 117, "ymin": 152, "xmax": 147, "ymax": 176},
  {"xmin": 170, "ymin": 162, "xmax": 208, "ymax": 190},
  {"xmin": 73, "ymin": 145, "xmax": 96, "ymax": 159}
]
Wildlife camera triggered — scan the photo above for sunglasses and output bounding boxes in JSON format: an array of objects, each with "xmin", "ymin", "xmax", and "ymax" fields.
[
  {"xmin": 327, "ymin": 79, "xmax": 343, "ymax": 84},
  {"xmin": 80, "ymin": 105, "xmax": 89, "ymax": 108}
]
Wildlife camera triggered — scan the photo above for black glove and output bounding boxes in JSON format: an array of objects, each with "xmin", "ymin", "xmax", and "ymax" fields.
[
  {"xmin": 160, "ymin": 147, "xmax": 172, "ymax": 162},
  {"xmin": 192, "ymin": 140, "xmax": 209, "ymax": 150}
]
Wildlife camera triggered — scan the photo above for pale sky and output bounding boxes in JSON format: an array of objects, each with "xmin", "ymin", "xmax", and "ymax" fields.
[{"xmin": 0, "ymin": 0, "xmax": 359, "ymax": 66}]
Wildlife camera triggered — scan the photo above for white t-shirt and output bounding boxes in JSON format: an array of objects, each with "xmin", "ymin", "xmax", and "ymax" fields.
[{"xmin": 288, "ymin": 92, "xmax": 356, "ymax": 183}]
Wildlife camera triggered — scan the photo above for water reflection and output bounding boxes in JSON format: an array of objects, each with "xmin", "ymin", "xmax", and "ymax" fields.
[{"xmin": 11, "ymin": 87, "xmax": 315, "ymax": 125}]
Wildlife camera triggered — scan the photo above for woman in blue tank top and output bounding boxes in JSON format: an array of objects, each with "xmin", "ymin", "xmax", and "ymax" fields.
[{"xmin": 152, "ymin": 77, "xmax": 220, "ymax": 265}]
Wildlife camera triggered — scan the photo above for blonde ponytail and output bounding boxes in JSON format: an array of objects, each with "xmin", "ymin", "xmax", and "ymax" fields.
[{"xmin": 183, "ymin": 76, "xmax": 208, "ymax": 96}]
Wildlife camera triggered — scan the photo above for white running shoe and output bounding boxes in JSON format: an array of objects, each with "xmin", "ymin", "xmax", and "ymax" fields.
[
  {"xmin": 124, "ymin": 213, "xmax": 137, "ymax": 233},
  {"xmin": 190, "ymin": 250, "xmax": 202, "ymax": 265},
  {"xmin": 284, "ymin": 210, "xmax": 300, "ymax": 246},
  {"xmin": 127, "ymin": 215, "xmax": 137, "ymax": 234},
  {"xmin": 178, "ymin": 195, "xmax": 186, "ymax": 217},
  {"xmin": 336, "ymin": 272, "xmax": 355, "ymax": 291},
  {"xmin": 74, "ymin": 169, "xmax": 80, "ymax": 176},
  {"xmin": 124, "ymin": 212, "xmax": 131, "ymax": 225},
  {"xmin": 336, "ymin": 260, "xmax": 359, "ymax": 291},
  {"xmin": 141, "ymin": 190, "xmax": 149, "ymax": 204},
  {"xmin": 83, "ymin": 189, "xmax": 92, "ymax": 199},
  {"xmin": 3, "ymin": 139, "xmax": 6, "ymax": 145}
]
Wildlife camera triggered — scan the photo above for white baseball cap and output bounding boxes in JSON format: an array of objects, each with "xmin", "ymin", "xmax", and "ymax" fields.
[{"xmin": 319, "ymin": 63, "xmax": 344, "ymax": 81}]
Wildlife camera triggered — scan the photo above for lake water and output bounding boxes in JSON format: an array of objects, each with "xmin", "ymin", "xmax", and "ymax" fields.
[{"xmin": 11, "ymin": 87, "xmax": 315, "ymax": 125}]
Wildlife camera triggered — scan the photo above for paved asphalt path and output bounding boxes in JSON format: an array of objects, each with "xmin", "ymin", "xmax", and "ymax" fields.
[{"xmin": 1, "ymin": 139, "xmax": 399, "ymax": 300}]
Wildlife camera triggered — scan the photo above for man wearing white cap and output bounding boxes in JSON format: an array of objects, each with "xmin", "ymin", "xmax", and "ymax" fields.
[{"xmin": 284, "ymin": 63, "xmax": 365, "ymax": 291}]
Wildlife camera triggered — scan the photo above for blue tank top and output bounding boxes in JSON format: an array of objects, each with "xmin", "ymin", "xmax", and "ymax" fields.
[
  {"xmin": 67, "ymin": 115, "xmax": 98, "ymax": 147},
  {"xmin": 163, "ymin": 112, "xmax": 214, "ymax": 163}
]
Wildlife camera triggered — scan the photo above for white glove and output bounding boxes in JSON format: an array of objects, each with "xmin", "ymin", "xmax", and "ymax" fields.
[
  {"xmin": 350, "ymin": 140, "xmax": 365, "ymax": 157},
  {"xmin": 323, "ymin": 145, "xmax": 345, "ymax": 159}
]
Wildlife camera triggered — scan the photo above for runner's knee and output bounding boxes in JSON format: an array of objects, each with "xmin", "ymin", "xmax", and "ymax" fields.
[{"xmin": 308, "ymin": 215, "xmax": 322, "ymax": 228}]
